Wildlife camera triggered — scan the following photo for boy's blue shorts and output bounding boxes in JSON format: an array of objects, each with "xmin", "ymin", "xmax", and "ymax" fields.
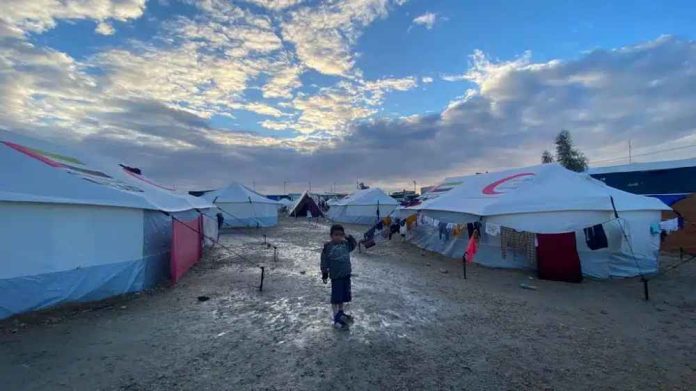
[{"xmin": 331, "ymin": 277, "xmax": 352, "ymax": 304}]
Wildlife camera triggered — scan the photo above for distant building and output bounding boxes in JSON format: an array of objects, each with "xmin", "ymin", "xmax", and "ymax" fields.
[
  {"xmin": 420, "ymin": 186, "xmax": 435, "ymax": 195},
  {"xmin": 588, "ymin": 158, "xmax": 696, "ymax": 253},
  {"xmin": 588, "ymin": 158, "xmax": 696, "ymax": 205},
  {"xmin": 390, "ymin": 190, "xmax": 417, "ymax": 203},
  {"xmin": 265, "ymin": 194, "xmax": 292, "ymax": 201}
]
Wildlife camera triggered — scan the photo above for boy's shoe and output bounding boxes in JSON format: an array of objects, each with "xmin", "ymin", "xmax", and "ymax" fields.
[
  {"xmin": 333, "ymin": 320, "xmax": 349, "ymax": 330},
  {"xmin": 340, "ymin": 313, "xmax": 354, "ymax": 324}
]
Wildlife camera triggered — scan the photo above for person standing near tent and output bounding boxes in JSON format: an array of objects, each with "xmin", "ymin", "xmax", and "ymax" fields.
[{"xmin": 321, "ymin": 224, "xmax": 357, "ymax": 329}]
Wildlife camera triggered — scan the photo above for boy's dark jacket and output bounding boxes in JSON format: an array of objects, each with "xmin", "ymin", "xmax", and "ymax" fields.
[{"xmin": 320, "ymin": 235, "xmax": 357, "ymax": 280}]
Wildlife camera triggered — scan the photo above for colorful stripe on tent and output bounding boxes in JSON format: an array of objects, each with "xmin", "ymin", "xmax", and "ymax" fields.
[
  {"xmin": 123, "ymin": 169, "xmax": 176, "ymax": 191},
  {"xmin": 3, "ymin": 141, "xmax": 111, "ymax": 178}
]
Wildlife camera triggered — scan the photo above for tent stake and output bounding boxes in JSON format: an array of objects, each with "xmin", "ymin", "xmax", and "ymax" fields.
[
  {"xmin": 642, "ymin": 277, "xmax": 649, "ymax": 301},
  {"xmin": 263, "ymin": 234, "xmax": 267, "ymax": 245},
  {"xmin": 259, "ymin": 267, "xmax": 265, "ymax": 291},
  {"xmin": 462, "ymin": 256, "xmax": 467, "ymax": 279},
  {"xmin": 273, "ymin": 246, "xmax": 278, "ymax": 262}
]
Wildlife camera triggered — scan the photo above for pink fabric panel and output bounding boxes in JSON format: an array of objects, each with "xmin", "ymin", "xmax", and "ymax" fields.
[{"xmin": 170, "ymin": 216, "xmax": 202, "ymax": 283}]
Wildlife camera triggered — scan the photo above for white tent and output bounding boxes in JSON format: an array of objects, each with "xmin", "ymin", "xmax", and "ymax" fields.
[
  {"xmin": 406, "ymin": 164, "xmax": 670, "ymax": 278},
  {"xmin": 0, "ymin": 129, "xmax": 214, "ymax": 319},
  {"xmin": 277, "ymin": 198, "xmax": 294, "ymax": 209},
  {"xmin": 327, "ymin": 188, "xmax": 398, "ymax": 224},
  {"xmin": 202, "ymin": 183, "xmax": 280, "ymax": 228}
]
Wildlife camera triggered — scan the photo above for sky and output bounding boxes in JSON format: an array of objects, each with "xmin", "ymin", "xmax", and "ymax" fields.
[{"xmin": 2, "ymin": 0, "xmax": 696, "ymax": 194}]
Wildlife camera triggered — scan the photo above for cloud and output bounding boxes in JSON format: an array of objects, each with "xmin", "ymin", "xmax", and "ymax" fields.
[
  {"xmin": 95, "ymin": 22, "xmax": 115, "ymax": 35},
  {"xmin": 0, "ymin": 0, "xmax": 146, "ymax": 34},
  {"xmin": 241, "ymin": 0, "xmax": 305, "ymax": 11},
  {"xmin": 281, "ymin": 0, "xmax": 406, "ymax": 76},
  {"xmin": 95, "ymin": 35, "xmax": 696, "ymax": 192},
  {"xmin": 412, "ymin": 12, "xmax": 437, "ymax": 30},
  {"xmin": 5, "ymin": 2, "xmax": 696, "ymax": 194}
]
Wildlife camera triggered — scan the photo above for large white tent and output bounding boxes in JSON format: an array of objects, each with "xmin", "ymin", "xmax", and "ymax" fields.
[
  {"xmin": 203, "ymin": 183, "xmax": 280, "ymax": 227},
  {"xmin": 402, "ymin": 164, "xmax": 670, "ymax": 279},
  {"xmin": 0, "ymin": 130, "xmax": 214, "ymax": 319},
  {"xmin": 327, "ymin": 188, "xmax": 398, "ymax": 224}
]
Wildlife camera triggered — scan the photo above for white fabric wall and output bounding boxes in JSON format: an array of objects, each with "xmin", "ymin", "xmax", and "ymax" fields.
[
  {"xmin": 0, "ymin": 202, "xmax": 144, "ymax": 279},
  {"xmin": 406, "ymin": 210, "xmax": 662, "ymax": 278},
  {"xmin": 487, "ymin": 211, "xmax": 615, "ymax": 234},
  {"xmin": 216, "ymin": 202, "xmax": 278, "ymax": 226},
  {"xmin": 345, "ymin": 204, "xmax": 397, "ymax": 217}
]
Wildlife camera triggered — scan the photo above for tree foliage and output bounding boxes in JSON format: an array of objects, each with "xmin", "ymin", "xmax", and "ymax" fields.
[
  {"xmin": 541, "ymin": 150, "xmax": 554, "ymax": 164},
  {"xmin": 555, "ymin": 130, "xmax": 588, "ymax": 172},
  {"xmin": 540, "ymin": 130, "xmax": 588, "ymax": 171}
]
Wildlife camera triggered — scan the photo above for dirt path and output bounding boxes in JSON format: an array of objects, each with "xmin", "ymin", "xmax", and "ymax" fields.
[{"xmin": 1, "ymin": 217, "xmax": 695, "ymax": 390}]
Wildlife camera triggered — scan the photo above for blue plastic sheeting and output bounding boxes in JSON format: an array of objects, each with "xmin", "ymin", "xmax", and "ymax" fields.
[
  {"xmin": 222, "ymin": 215, "xmax": 277, "ymax": 228},
  {"xmin": 0, "ymin": 256, "xmax": 168, "ymax": 319},
  {"xmin": 649, "ymin": 194, "xmax": 689, "ymax": 207}
]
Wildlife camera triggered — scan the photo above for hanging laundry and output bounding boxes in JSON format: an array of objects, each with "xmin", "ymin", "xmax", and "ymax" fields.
[
  {"xmin": 399, "ymin": 222, "xmax": 408, "ymax": 237},
  {"xmin": 650, "ymin": 223, "xmax": 661, "ymax": 235},
  {"xmin": 659, "ymin": 218, "xmax": 680, "ymax": 233},
  {"xmin": 500, "ymin": 227, "xmax": 536, "ymax": 262},
  {"xmin": 485, "ymin": 222, "xmax": 501, "ymax": 237},
  {"xmin": 464, "ymin": 233, "xmax": 479, "ymax": 263},
  {"xmin": 466, "ymin": 223, "xmax": 474, "ymax": 238},
  {"xmin": 405, "ymin": 214, "xmax": 418, "ymax": 228},
  {"xmin": 583, "ymin": 224, "xmax": 608, "ymax": 250},
  {"xmin": 438, "ymin": 222, "xmax": 450, "ymax": 241}
]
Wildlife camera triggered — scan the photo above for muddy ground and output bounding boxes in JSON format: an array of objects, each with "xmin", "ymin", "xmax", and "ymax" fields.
[{"xmin": 1, "ymin": 217, "xmax": 695, "ymax": 390}]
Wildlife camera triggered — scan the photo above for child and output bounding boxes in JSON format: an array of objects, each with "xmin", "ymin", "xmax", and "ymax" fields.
[{"xmin": 321, "ymin": 224, "xmax": 357, "ymax": 329}]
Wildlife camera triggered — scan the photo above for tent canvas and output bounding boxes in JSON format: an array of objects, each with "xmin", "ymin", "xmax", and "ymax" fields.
[
  {"xmin": 405, "ymin": 164, "xmax": 670, "ymax": 279},
  {"xmin": 327, "ymin": 188, "xmax": 398, "ymax": 224},
  {"xmin": 0, "ymin": 130, "xmax": 213, "ymax": 319},
  {"xmin": 203, "ymin": 183, "xmax": 280, "ymax": 228},
  {"xmin": 288, "ymin": 191, "xmax": 323, "ymax": 217}
]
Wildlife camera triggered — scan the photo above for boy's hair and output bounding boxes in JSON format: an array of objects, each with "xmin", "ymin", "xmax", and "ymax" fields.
[{"xmin": 330, "ymin": 224, "xmax": 345, "ymax": 235}]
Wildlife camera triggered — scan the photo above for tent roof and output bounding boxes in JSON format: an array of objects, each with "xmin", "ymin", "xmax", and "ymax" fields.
[
  {"xmin": 278, "ymin": 198, "xmax": 294, "ymax": 206},
  {"xmin": 417, "ymin": 163, "xmax": 670, "ymax": 217},
  {"xmin": 0, "ymin": 129, "xmax": 212, "ymax": 212},
  {"xmin": 334, "ymin": 188, "xmax": 398, "ymax": 207},
  {"xmin": 203, "ymin": 183, "xmax": 279, "ymax": 205},
  {"xmin": 588, "ymin": 158, "xmax": 696, "ymax": 175}
]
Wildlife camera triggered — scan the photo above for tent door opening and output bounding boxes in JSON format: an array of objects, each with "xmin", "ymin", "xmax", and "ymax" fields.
[{"xmin": 536, "ymin": 232, "xmax": 583, "ymax": 283}]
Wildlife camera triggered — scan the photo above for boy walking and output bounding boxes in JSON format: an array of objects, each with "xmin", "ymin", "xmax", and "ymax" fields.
[{"xmin": 321, "ymin": 224, "xmax": 357, "ymax": 329}]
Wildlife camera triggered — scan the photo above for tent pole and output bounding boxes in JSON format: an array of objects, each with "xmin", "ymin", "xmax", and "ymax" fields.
[
  {"xmin": 462, "ymin": 256, "xmax": 467, "ymax": 279},
  {"xmin": 259, "ymin": 267, "xmax": 265, "ymax": 291},
  {"xmin": 642, "ymin": 277, "xmax": 649, "ymax": 301}
]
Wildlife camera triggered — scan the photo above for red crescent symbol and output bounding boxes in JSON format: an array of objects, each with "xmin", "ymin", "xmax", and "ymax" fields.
[{"xmin": 482, "ymin": 173, "xmax": 535, "ymax": 195}]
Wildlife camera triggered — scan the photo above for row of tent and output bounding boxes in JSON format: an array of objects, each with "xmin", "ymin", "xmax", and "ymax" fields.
[
  {"xmin": 0, "ymin": 127, "xmax": 394, "ymax": 319},
  {"xmin": 0, "ymin": 130, "xmax": 218, "ymax": 319},
  {"xmin": 0, "ymin": 128, "xmax": 674, "ymax": 318}
]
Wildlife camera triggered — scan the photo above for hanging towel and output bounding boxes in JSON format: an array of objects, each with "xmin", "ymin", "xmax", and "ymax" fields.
[
  {"xmin": 659, "ymin": 218, "xmax": 680, "ymax": 233},
  {"xmin": 464, "ymin": 236, "xmax": 478, "ymax": 263},
  {"xmin": 583, "ymin": 224, "xmax": 608, "ymax": 250},
  {"xmin": 485, "ymin": 222, "xmax": 501, "ymax": 237}
]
